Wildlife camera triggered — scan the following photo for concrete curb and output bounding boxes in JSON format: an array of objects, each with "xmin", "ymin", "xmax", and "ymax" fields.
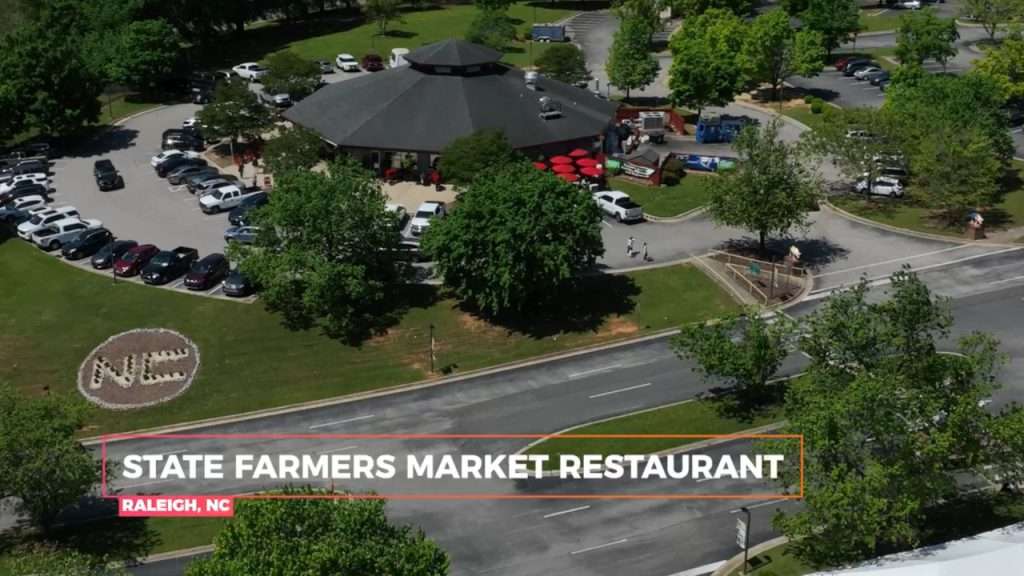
[
  {"xmin": 711, "ymin": 536, "xmax": 790, "ymax": 576},
  {"xmin": 822, "ymin": 201, "xmax": 1019, "ymax": 248},
  {"xmin": 111, "ymin": 104, "xmax": 170, "ymax": 127},
  {"xmin": 605, "ymin": 255, "xmax": 695, "ymax": 274},
  {"xmin": 646, "ymin": 205, "xmax": 708, "ymax": 223},
  {"xmin": 132, "ymin": 545, "xmax": 213, "ymax": 565},
  {"xmin": 731, "ymin": 100, "xmax": 811, "ymax": 134}
]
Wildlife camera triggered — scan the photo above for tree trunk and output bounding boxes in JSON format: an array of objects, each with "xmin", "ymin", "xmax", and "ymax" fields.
[{"xmin": 759, "ymin": 229, "xmax": 767, "ymax": 257}]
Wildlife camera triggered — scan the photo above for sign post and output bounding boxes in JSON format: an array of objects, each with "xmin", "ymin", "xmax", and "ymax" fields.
[{"xmin": 737, "ymin": 507, "xmax": 751, "ymax": 574}]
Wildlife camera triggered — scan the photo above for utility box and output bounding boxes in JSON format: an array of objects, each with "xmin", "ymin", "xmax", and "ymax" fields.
[
  {"xmin": 696, "ymin": 114, "xmax": 757, "ymax": 144},
  {"xmin": 531, "ymin": 24, "xmax": 567, "ymax": 42}
]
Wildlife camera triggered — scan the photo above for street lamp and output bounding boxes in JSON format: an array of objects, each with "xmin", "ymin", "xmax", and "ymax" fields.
[{"xmin": 740, "ymin": 506, "xmax": 751, "ymax": 575}]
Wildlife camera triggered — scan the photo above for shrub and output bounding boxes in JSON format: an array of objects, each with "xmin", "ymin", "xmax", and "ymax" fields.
[
  {"xmin": 661, "ymin": 156, "xmax": 686, "ymax": 186},
  {"xmin": 810, "ymin": 99, "xmax": 823, "ymax": 114},
  {"xmin": 803, "ymin": 95, "xmax": 814, "ymax": 104}
]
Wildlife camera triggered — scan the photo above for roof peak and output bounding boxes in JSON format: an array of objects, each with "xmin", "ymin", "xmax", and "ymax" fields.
[{"xmin": 404, "ymin": 39, "xmax": 503, "ymax": 68}]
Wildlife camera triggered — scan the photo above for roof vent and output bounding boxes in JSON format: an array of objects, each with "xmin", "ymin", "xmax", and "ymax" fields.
[
  {"xmin": 538, "ymin": 96, "xmax": 562, "ymax": 120},
  {"xmin": 525, "ymin": 71, "xmax": 539, "ymax": 90}
]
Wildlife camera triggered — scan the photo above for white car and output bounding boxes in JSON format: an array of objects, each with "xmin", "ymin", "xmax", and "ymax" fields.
[
  {"xmin": 30, "ymin": 217, "xmax": 102, "ymax": 250},
  {"xmin": 854, "ymin": 66, "xmax": 882, "ymax": 80},
  {"xmin": 150, "ymin": 149, "xmax": 200, "ymax": 167},
  {"xmin": 0, "ymin": 173, "xmax": 49, "ymax": 193},
  {"xmin": 17, "ymin": 206, "xmax": 80, "ymax": 240},
  {"xmin": 389, "ymin": 48, "xmax": 410, "ymax": 69},
  {"xmin": 232, "ymin": 62, "xmax": 268, "ymax": 81},
  {"xmin": 855, "ymin": 176, "xmax": 904, "ymax": 197},
  {"xmin": 593, "ymin": 191, "xmax": 644, "ymax": 222},
  {"xmin": 901, "ymin": 0, "xmax": 921, "ymax": 9},
  {"xmin": 410, "ymin": 201, "xmax": 446, "ymax": 236},
  {"xmin": 183, "ymin": 117, "xmax": 198, "ymax": 129},
  {"xmin": 260, "ymin": 91, "xmax": 291, "ymax": 108},
  {"xmin": 199, "ymin": 185, "xmax": 261, "ymax": 214},
  {"xmin": 335, "ymin": 53, "xmax": 359, "ymax": 72},
  {"xmin": 7, "ymin": 195, "xmax": 48, "ymax": 212}
]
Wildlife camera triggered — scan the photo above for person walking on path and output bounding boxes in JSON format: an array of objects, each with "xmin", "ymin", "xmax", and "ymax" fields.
[
  {"xmin": 642, "ymin": 241, "xmax": 649, "ymax": 262},
  {"xmin": 627, "ymin": 236, "xmax": 635, "ymax": 257}
]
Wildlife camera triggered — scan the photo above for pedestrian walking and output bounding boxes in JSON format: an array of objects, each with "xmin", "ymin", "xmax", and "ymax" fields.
[
  {"xmin": 642, "ymin": 241, "xmax": 649, "ymax": 262},
  {"xmin": 627, "ymin": 236, "xmax": 635, "ymax": 257}
]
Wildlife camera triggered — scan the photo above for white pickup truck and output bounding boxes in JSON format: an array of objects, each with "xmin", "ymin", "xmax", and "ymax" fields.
[
  {"xmin": 593, "ymin": 190, "xmax": 644, "ymax": 222},
  {"xmin": 199, "ymin": 185, "xmax": 261, "ymax": 214}
]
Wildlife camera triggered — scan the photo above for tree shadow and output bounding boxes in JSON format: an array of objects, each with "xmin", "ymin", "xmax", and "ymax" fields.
[
  {"xmin": 195, "ymin": 14, "xmax": 368, "ymax": 69},
  {"xmin": 718, "ymin": 236, "xmax": 851, "ymax": 270},
  {"xmin": 919, "ymin": 491, "xmax": 1024, "ymax": 548},
  {"xmin": 378, "ymin": 29, "xmax": 419, "ymax": 39},
  {"xmin": 65, "ymin": 127, "xmax": 140, "ymax": 158},
  {"xmin": 504, "ymin": 46, "xmax": 526, "ymax": 54},
  {"xmin": 523, "ymin": 0, "xmax": 612, "ymax": 10}
]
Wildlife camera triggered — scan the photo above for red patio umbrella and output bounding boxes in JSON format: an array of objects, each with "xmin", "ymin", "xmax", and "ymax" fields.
[
  {"xmin": 550, "ymin": 155, "xmax": 573, "ymax": 165},
  {"xmin": 532, "ymin": 161, "xmax": 548, "ymax": 171},
  {"xmin": 557, "ymin": 172, "xmax": 580, "ymax": 183},
  {"xmin": 576, "ymin": 157, "xmax": 599, "ymax": 167},
  {"xmin": 568, "ymin": 148, "xmax": 590, "ymax": 158},
  {"xmin": 552, "ymin": 163, "xmax": 577, "ymax": 174},
  {"xmin": 579, "ymin": 166, "xmax": 603, "ymax": 178}
]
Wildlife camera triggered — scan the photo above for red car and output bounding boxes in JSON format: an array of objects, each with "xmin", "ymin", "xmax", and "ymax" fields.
[
  {"xmin": 834, "ymin": 57, "xmax": 851, "ymax": 71},
  {"xmin": 113, "ymin": 244, "xmax": 159, "ymax": 277},
  {"xmin": 360, "ymin": 53, "xmax": 384, "ymax": 72}
]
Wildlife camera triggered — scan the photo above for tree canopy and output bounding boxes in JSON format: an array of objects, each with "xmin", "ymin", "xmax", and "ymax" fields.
[
  {"xmin": 960, "ymin": 0, "xmax": 1023, "ymax": 42},
  {"xmin": 974, "ymin": 35, "xmax": 1024, "ymax": 107},
  {"xmin": 365, "ymin": 0, "xmax": 404, "ymax": 36},
  {"xmin": 228, "ymin": 159, "xmax": 403, "ymax": 342},
  {"xmin": 799, "ymin": 0, "xmax": 859, "ymax": 56},
  {"xmin": 422, "ymin": 162, "xmax": 604, "ymax": 317},
  {"xmin": 670, "ymin": 0, "xmax": 754, "ymax": 17},
  {"xmin": 263, "ymin": 125, "xmax": 324, "ymax": 176},
  {"xmin": 465, "ymin": 7, "xmax": 516, "ymax": 51},
  {"xmin": 263, "ymin": 50, "xmax": 322, "ymax": 101},
  {"xmin": 186, "ymin": 491, "xmax": 449, "ymax": 576},
  {"xmin": 668, "ymin": 8, "xmax": 746, "ymax": 117},
  {"xmin": 10, "ymin": 545, "xmax": 128, "ymax": 576},
  {"xmin": 438, "ymin": 130, "xmax": 520, "ymax": 185},
  {"xmin": 606, "ymin": 15, "xmax": 660, "ymax": 99},
  {"xmin": 895, "ymin": 8, "xmax": 959, "ymax": 70},
  {"xmin": 196, "ymin": 81, "xmax": 275, "ymax": 154},
  {"xmin": 740, "ymin": 10, "xmax": 825, "ymax": 101},
  {"xmin": 535, "ymin": 43, "xmax": 592, "ymax": 87}
]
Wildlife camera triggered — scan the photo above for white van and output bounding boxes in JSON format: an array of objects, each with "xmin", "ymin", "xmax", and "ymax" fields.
[{"xmin": 389, "ymin": 48, "xmax": 410, "ymax": 69}]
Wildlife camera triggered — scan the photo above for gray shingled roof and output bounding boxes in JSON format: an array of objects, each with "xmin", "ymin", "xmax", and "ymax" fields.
[
  {"xmin": 284, "ymin": 43, "xmax": 618, "ymax": 153},
  {"xmin": 404, "ymin": 39, "xmax": 503, "ymax": 67}
]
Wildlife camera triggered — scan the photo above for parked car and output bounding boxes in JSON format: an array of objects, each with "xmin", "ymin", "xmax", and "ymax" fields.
[
  {"xmin": 386, "ymin": 203, "xmax": 409, "ymax": 230},
  {"xmin": 222, "ymin": 269, "xmax": 254, "ymax": 297},
  {"xmin": 593, "ymin": 191, "xmax": 644, "ymax": 222},
  {"xmin": 260, "ymin": 91, "xmax": 292, "ymax": 108},
  {"xmin": 2, "ymin": 204, "xmax": 50, "ymax": 226},
  {"xmin": 879, "ymin": 79, "xmax": 892, "ymax": 92},
  {"xmin": 224, "ymin": 225, "xmax": 260, "ymax": 244},
  {"xmin": 389, "ymin": 48, "xmax": 410, "ymax": 69},
  {"xmin": 157, "ymin": 156, "xmax": 207, "ymax": 178},
  {"xmin": 141, "ymin": 246, "xmax": 200, "ymax": 285},
  {"xmin": 199, "ymin": 185, "xmax": 260, "ymax": 214},
  {"xmin": 854, "ymin": 66, "xmax": 882, "ymax": 80},
  {"xmin": 901, "ymin": 0, "xmax": 921, "ymax": 9},
  {"xmin": 0, "ymin": 196, "xmax": 47, "ymax": 222},
  {"xmin": 838, "ymin": 58, "xmax": 871, "ymax": 73},
  {"xmin": 855, "ymin": 176, "xmax": 905, "ymax": 197},
  {"xmin": 17, "ymin": 206, "xmax": 80, "ymax": 240},
  {"xmin": 361, "ymin": 53, "xmax": 384, "ymax": 72},
  {"xmin": 186, "ymin": 172, "xmax": 228, "ymax": 194},
  {"xmin": 409, "ymin": 201, "xmax": 447, "ymax": 236},
  {"xmin": 867, "ymin": 70, "xmax": 891, "ymax": 85},
  {"xmin": 61, "ymin": 227, "xmax": 114, "ymax": 260},
  {"xmin": 316, "ymin": 60, "xmax": 334, "ymax": 74},
  {"xmin": 162, "ymin": 130, "xmax": 204, "ymax": 152},
  {"xmin": 113, "ymin": 243, "xmax": 160, "ymax": 276},
  {"xmin": 91, "ymin": 239, "xmax": 138, "ymax": 269},
  {"xmin": 228, "ymin": 192, "xmax": 269, "ymax": 225},
  {"xmin": 335, "ymin": 53, "xmax": 359, "ymax": 72},
  {"xmin": 7, "ymin": 159, "xmax": 47, "ymax": 176},
  {"xmin": 0, "ymin": 174, "xmax": 49, "ymax": 195},
  {"xmin": 833, "ymin": 56, "xmax": 852, "ymax": 71},
  {"xmin": 93, "ymin": 159, "xmax": 125, "ymax": 191},
  {"xmin": 844, "ymin": 61, "xmax": 877, "ymax": 77},
  {"xmin": 195, "ymin": 179, "xmax": 240, "ymax": 197},
  {"xmin": 184, "ymin": 253, "xmax": 230, "ymax": 290},
  {"xmin": 232, "ymin": 62, "xmax": 268, "ymax": 81},
  {"xmin": 0, "ymin": 183, "xmax": 48, "ymax": 205},
  {"xmin": 31, "ymin": 218, "xmax": 102, "ymax": 251},
  {"xmin": 168, "ymin": 164, "xmax": 216, "ymax": 186},
  {"xmin": 151, "ymin": 149, "xmax": 200, "ymax": 167}
]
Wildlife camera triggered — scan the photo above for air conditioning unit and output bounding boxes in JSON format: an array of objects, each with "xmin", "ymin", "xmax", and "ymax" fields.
[{"xmin": 538, "ymin": 96, "xmax": 562, "ymax": 120}]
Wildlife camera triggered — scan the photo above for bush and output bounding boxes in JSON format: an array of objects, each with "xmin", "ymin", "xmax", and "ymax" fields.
[
  {"xmin": 803, "ymin": 95, "xmax": 814, "ymax": 104},
  {"xmin": 661, "ymin": 156, "xmax": 686, "ymax": 186},
  {"xmin": 810, "ymin": 99, "xmax": 823, "ymax": 114}
]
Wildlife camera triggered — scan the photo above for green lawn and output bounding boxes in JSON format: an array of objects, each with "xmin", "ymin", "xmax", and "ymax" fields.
[
  {"xmin": 207, "ymin": 3, "xmax": 577, "ymax": 69},
  {"xmin": 524, "ymin": 397, "xmax": 786, "ymax": 465},
  {"xmin": 97, "ymin": 93, "xmax": 165, "ymax": 126},
  {"xmin": 610, "ymin": 174, "xmax": 714, "ymax": 218},
  {"xmin": 0, "ymin": 236, "xmax": 737, "ymax": 434},
  {"xmin": 859, "ymin": 8, "xmax": 904, "ymax": 33},
  {"xmin": 781, "ymin": 103, "xmax": 836, "ymax": 132},
  {"xmin": 831, "ymin": 160, "xmax": 1024, "ymax": 237},
  {"xmin": 727, "ymin": 543, "xmax": 812, "ymax": 576}
]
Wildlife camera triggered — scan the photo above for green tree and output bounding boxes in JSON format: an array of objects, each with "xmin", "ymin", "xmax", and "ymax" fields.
[
  {"xmin": 706, "ymin": 120, "xmax": 820, "ymax": 255},
  {"xmin": 364, "ymin": 0, "xmax": 403, "ymax": 36},
  {"xmin": 671, "ymin": 0, "xmax": 754, "ymax": 17},
  {"xmin": 11, "ymin": 545, "xmax": 128, "ymax": 576},
  {"xmin": 0, "ymin": 383, "xmax": 99, "ymax": 533},
  {"xmin": 195, "ymin": 81, "xmax": 274, "ymax": 156},
  {"xmin": 776, "ymin": 271, "xmax": 1005, "ymax": 566},
  {"xmin": 465, "ymin": 8, "xmax": 516, "ymax": 51},
  {"xmin": 186, "ymin": 490, "xmax": 448, "ymax": 576},
  {"xmin": 110, "ymin": 19, "xmax": 181, "ymax": 92},
  {"xmin": 801, "ymin": 107, "xmax": 902, "ymax": 200},
  {"xmin": 535, "ymin": 43, "xmax": 592, "ymax": 86},
  {"xmin": 613, "ymin": 0, "xmax": 662, "ymax": 33},
  {"xmin": 438, "ymin": 130, "xmax": 520, "ymax": 185},
  {"xmin": 800, "ymin": 0, "xmax": 860, "ymax": 56},
  {"xmin": 668, "ymin": 8, "xmax": 745, "ymax": 118},
  {"xmin": 263, "ymin": 125, "xmax": 324, "ymax": 175},
  {"xmin": 961, "ymin": 0, "xmax": 1022, "ymax": 42},
  {"xmin": 606, "ymin": 16, "xmax": 660, "ymax": 100},
  {"xmin": 422, "ymin": 163, "xmax": 603, "ymax": 317},
  {"xmin": 263, "ymin": 50, "xmax": 322, "ymax": 100},
  {"xmin": 228, "ymin": 159, "xmax": 401, "ymax": 342},
  {"xmin": 473, "ymin": 0, "xmax": 512, "ymax": 10},
  {"xmin": 895, "ymin": 8, "xmax": 959, "ymax": 70},
  {"xmin": 672, "ymin": 309, "xmax": 795, "ymax": 409},
  {"xmin": 913, "ymin": 124, "xmax": 1004, "ymax": 223},
  {"xmin": 741, "ymin": 10, "xmax": 825, "ymax": 101},
  {"xmin": 974, "ymin": 36, "xmax": 1024, "ymax": 107}
]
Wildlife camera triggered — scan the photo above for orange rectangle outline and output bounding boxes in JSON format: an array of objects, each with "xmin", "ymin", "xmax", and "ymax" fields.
[{"xmin": 101, "ymin": 433, "xmax": 804, "ymax": 501}]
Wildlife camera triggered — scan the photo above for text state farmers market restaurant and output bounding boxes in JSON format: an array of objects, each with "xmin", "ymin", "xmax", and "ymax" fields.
[{"xmin": 284, "ymin": 39, "xmax": 619, "ymax": 178}]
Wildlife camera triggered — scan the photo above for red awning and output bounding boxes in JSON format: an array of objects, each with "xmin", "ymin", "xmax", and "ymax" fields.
[
  {"xmin": 550, "ymin": 155, "xmax": 573, "ymax": 165},
  {"xmin": 576, "ymin": 157, "xmax": 599, "ymax": 167},
  {"xmin": 557, "ymin": 172, "xmax": 580, "ymax": 182},
  {"xmin": 552, "ymin": 163, "xmax": 577, "ymax": 174},
  {"xmin": 579, "ymin": 166, "xmax": 603, "ymax": 178},
  {"xmin": 568, "ymin": 148, "xmax": 590, "ymax": 158},
  {"xmin": 532, "ymin": 162, "xmax": 547, "ymax": 171}
]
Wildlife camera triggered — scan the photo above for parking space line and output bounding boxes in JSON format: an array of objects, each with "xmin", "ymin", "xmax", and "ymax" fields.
[
  {"xmin": 568, "ymin": 365, "xmax": 621, "ymax": 379},
  {"xmin": 588, "ymin": 382, "xmax": 652, "ymax": 399},
  {"xmin": 171, "ymin": 280, "xmax": 186, "ymax": 289},
  {"xmin": 543, "ymin": 505, "xmax": 591, "ymax": 519},
  {"xmin": 320, "ymin": 445, "xmax": 359, "ymax": 454},
  {"xmin": 570, "ymin": 538, "xmax": 629, "ymax": 555},
  {"xmin": 729, "ymin": 498, "xmax": 789, "ymax": 514},
  {"xmin": 207, "ymin": 285, "xmax": 224, "ymax": 296},
  {"xmin": 308, "ymin": 414, "xmax": 375, "ymax": 430}
]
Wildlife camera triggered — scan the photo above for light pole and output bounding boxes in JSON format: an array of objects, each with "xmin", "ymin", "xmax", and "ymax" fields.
[
  {"xmin": 741, "ymin": 506, "xmax": 751, "ymax": 575},
  {"xmin": 429, "ymin": 323, "xmax": 435, "ymax": 374}
]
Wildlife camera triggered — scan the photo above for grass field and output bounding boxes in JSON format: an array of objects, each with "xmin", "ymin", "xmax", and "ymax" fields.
[
  {"xmin": 859, "ymin": 8, "xmax": 904, "ymax": 33},
  {"xmin": 610, "ymin": 174, "xmax": 714, "ymax": 218},
  {"xmin": 0, "ymin": 236, "xmax": 737, "ymax": 434},
  {"xmin": 209, "ymin": 2, "xmax": 578, "ymax": 69},
  {"xmin": 727, "ymin": 543, "xmax": 812, "ymax": 576},
  {"xmin": 97, "ymin": 93, "xmax": 166, "ymax": 126}
]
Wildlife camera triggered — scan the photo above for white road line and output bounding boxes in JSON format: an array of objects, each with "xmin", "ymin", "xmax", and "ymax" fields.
[
  {"xmin": 119, "ymin": 479, "xmax": 167, "ymax": 489},
  {"xmin": 153, "ymin": 449, "xmax": 187, "ymax": 457},
  {"xmin": 602, "ymin": 220, "xmax": 614, "ymax": 229},
  {"xmin": 567, "ymin": 364, "xmax": 621, "ymax": 379},
  {"xmin": 570, "ymin": 538, "xmax": 629, "ymax": 555},
  {"xmin": 543, "ymin": 505, "xmax": 591, "ymax": 519},
  {"xmin": 729, "ymin": 498, "xmax": 789, "ymax": 514},
  {"xmin": 588, "ymin": 382, "xmax": 652, "ymax": 399},
  {"xmin": 320, "ymin": 445, "xmax": 358, "ymax": 454},
  {"xmin": 984, "ymin": 274, "xmax": 1024, "ymax": 285},
  {"xmin": 814, "ymin": 244, "xmax": 969, "ymax": 278},
  {"xmin": 207, "ymin": 285, "xmax": 224, "ymax": 296},
  {"xmin": 308, "ymin": 414, "xmax": 375, "ymax": 430},
  {"xmin": 666, "ymin": 560, "xmax": 727, "ymax": 576},
  {"xmin": 695, "ymin": 477, "xmax": 715, "ymax": 483},
  {"xmin": 171, "ymin": 280, "xmax": 186, "ymax": 289}
]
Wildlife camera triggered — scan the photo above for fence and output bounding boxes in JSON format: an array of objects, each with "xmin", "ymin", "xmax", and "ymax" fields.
[{"xmin": 708, "ymin": 251, "xmax": 808, "ymax": 305}]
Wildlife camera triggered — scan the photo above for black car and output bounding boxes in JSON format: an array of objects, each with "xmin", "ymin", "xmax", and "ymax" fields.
[
  {"xmin": 168, "ymin": 164, "xmax": 216, "ymax": 186},
  {"xmin": 17, "ymin": 141, "xmax": 59, "ymax": 159},
  {"xmin": 91, "ymin": 239, "xmax": 138, "ymax": 269},
  {"xmin": 184, "ymin": 253, "xmax": 230, "ymax": 290},
  {"xmin": 94, "ymin": 159, "xmax": 124, "ymax": 191},
  {"xmin": 157, "ymin": 156, "xmax": 207, "ymax": 178},
  {"xmin": 0, "ymin": 184, "xmax": 48, "ymax": 205},
  {"xmin": 222, "ymin": 269, "xmax": 254, "ymax": 297},
  {"xmin": 140, "ymin": 246, "xmax": 200, "ymax": 285},
  {"xmin": 843, "ymin": 61, "xmax": 877, "ymax": 77},
  {"xmin": 228, "ymin": 192, "xmax": 269, "ymax": 225},
  {"xmin": 61, "ymin": 228, "xmax": 114, "ymax": 260},
  {"xmin": 865, "ymin": 69, "xmax": 889, "ymax": 84},
  {"xmin": 162, "ymin": 130, "xmax": 204, "ymax": 152}
]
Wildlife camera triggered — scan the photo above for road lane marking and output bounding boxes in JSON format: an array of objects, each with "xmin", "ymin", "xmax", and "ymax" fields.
[
  {"xmin": 320, "ymin": 445, "xmax": 359, "ymax": 454},
  {"xmin": 695, "ymin": 477, "xmax": 715, "ymax": 483},
  {"xmin": 667, "ymin": 560, "xmax": 726, "ymax": 576},
  {"xmin": 602, "ymin": 220, "xmax": 613, "ymax": 229},
  {"xmin": 171, "ymin": 280, "xmax": 186, "ymax": 289},
  {"xmin": 308, "ymin": 414, "xmax": 375, "ymax": 430},
  {"xmin": 543, "ymin": 505, "xmax": 591, "ymax": 519},
  {"xmin": 119, "ymin": 479, "xmax": 167, "ymax": 489},
  {"xmin": 208, "ymin": 285, "xmax": 224, "ymax": 296},
  {"xmin": 813, "ymin": 244, "xmax": 969, "ymax": 278},
  {"xmin": 588, "ymin": 382, "xmax": 652, "ymax": 399},
  {"xmin": 153, "ymin": 449, "xmax": 187, "ymax": 457},
  {"xmin": 729, "ymin": 498, "xmax": 789, "ymax": 514},
  {"xmin": 571, "ymin": 538, "xmax": 628, "ymax": 555},
  {"xmin": 568, "ymin": 364, "xmax": 621, "ymax": 379}
]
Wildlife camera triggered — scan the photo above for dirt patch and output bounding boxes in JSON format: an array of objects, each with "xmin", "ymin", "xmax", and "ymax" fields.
[{"xmin": 599, "ymin": 316, "xmax": 640, "ymax": 337}]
